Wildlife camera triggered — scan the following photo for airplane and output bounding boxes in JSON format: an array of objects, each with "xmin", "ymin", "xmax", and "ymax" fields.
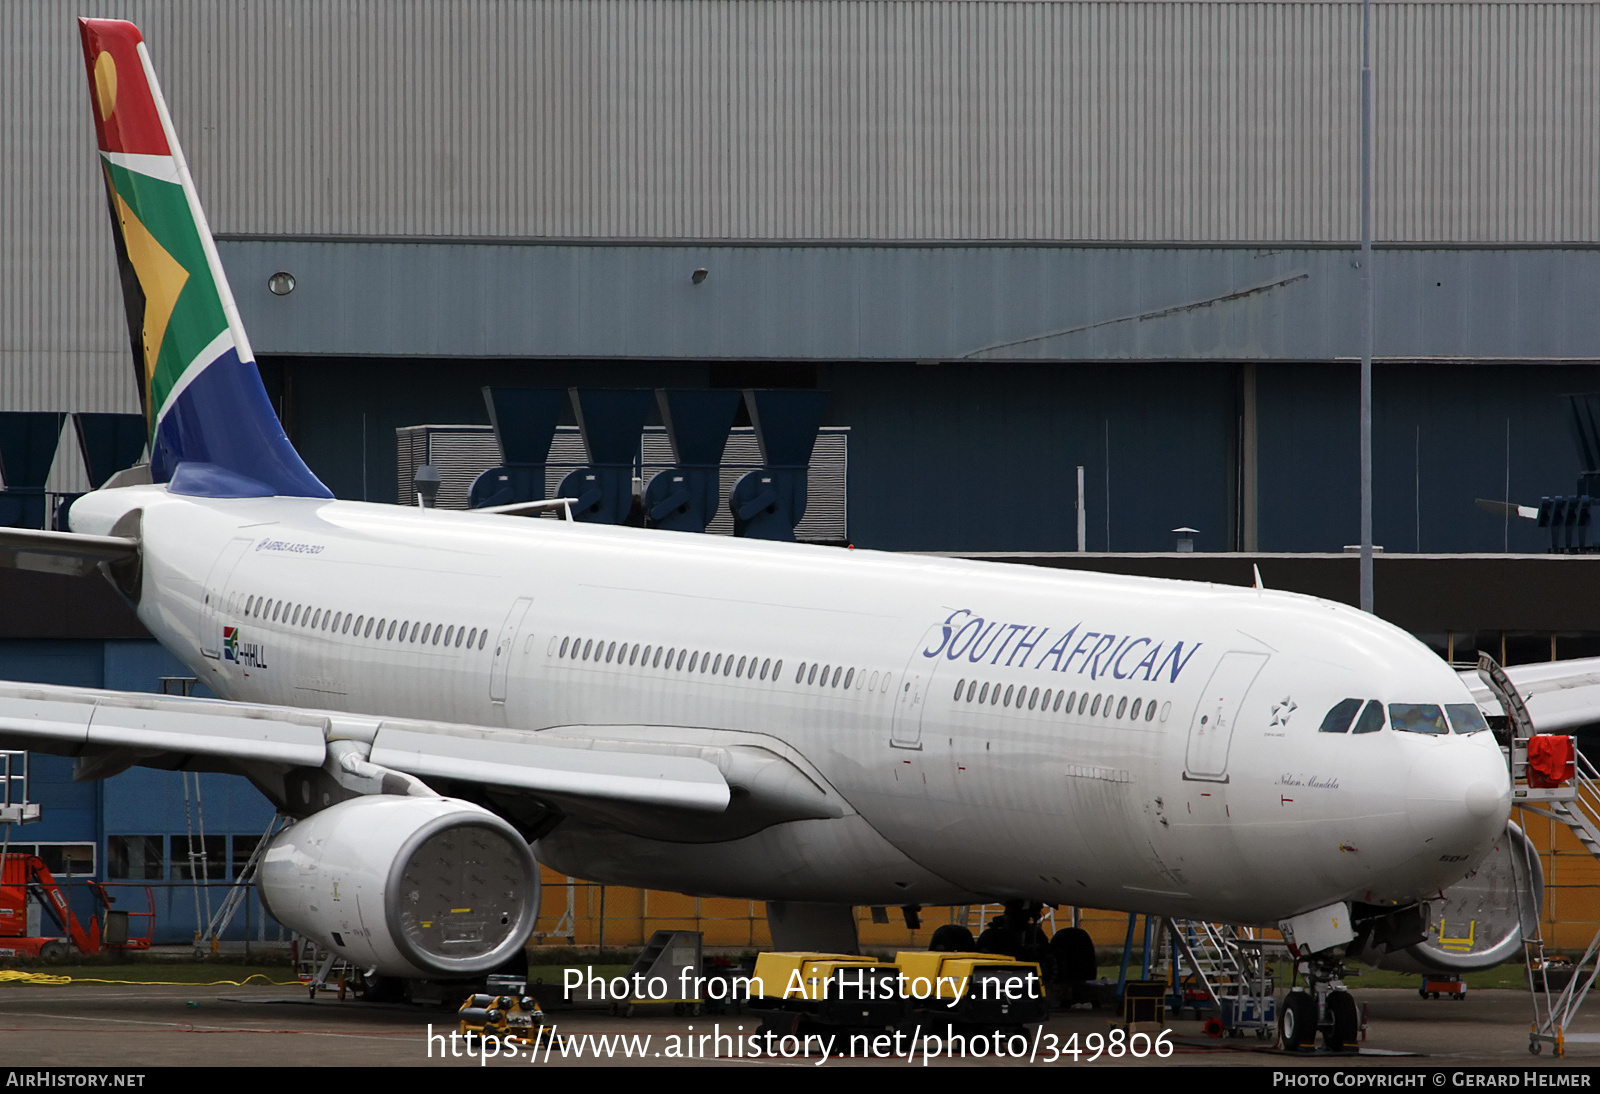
[{"xmin": 0, "ymin": 16, "xmax": 1584, "ymax": 1051}]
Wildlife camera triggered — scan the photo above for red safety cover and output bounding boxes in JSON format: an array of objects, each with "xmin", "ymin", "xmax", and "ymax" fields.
[{"xmin": 1528, "ymin": 735, "xmax": 1576, "ymax": 788}]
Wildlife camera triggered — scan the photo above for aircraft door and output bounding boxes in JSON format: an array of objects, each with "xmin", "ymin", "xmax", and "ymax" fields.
[
  {"xmin": 1183, "ymin": 650, "xmax": 1269, "ymax": 782},
  {"xmin": 490, "ymin": 597, "xmax": 535, "ymax": 704},
  {"xmin": 198, "ymin": 537, "xmax": 253, "ymax": 660},
  {"xmin": 890, "ymin": 623, "xmax": 945, "ymax": 749}
]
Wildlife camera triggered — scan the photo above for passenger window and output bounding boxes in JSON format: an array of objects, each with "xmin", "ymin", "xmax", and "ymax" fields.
[
  {"xmin": 1130, "ymin": 698, "xmax": 1141, "ymax": 720},
  {"xmin": 979, "ymin": 682, "xmax": 989, "ymax": 704},
  {"xmin": 773, "ymin": 659, "xmax": 782, "ymax": 679},
  {"xmin": 1352, "ymin": 700, "xmax": 1385, "ymax": 734},
  {"xmin": 844, "ymin": 668, "xmax": 854, "ymax": 689},
  {"xmin": 1445, "ymin": 703, "xmax": 1490, "ymax": 735},
  {"xmin": 1090, "ymin": 695, "xmax": 1102, "ymax": 716},
  {"xmin": 1389, "ymin": 703, "xmax": 1449, "ymax": 735},
  {"xmin": 954, "ymin": 679, "xmax": 966, "ymax": 701},
  {"xmin": 1319, "ymin": 698, "xmax": 1363, "ymax": 734}
]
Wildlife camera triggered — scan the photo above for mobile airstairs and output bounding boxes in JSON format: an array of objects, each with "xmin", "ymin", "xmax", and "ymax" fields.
[
  {"xmin": 1162, "ymin": 918, "xmax": 1279, "ymax": 1039},
  {"xmin": 1479, "ymin": 654, "xmax": 1600, "ymax": 1058}
]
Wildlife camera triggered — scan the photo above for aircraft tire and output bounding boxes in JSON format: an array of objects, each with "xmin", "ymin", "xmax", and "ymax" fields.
[
  {"xmin": 930, "ymin": 925, "xmax": 975, "ymax": 952},
  {"xmin": 1049, "ymin": 927, "xmax": 1098, "ymax": 983},
  {"xmin": 1325, "ymin": 990, "xmax": 1358, "ymax": 1051},
  {"xmin": 1279, "ymin": 991, "xmax": 1316, "ymax": 1051}
]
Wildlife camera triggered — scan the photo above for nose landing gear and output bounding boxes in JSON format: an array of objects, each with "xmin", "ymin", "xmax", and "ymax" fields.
[{"xmin": 1278, "ymin": 955, "xmax": 1361, "ymax": 1053}]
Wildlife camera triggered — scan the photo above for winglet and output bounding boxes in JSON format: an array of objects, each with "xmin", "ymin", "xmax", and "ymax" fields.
[{"xmin": 78, "ymin": 19, "xmax": 330, "ymax": 499}]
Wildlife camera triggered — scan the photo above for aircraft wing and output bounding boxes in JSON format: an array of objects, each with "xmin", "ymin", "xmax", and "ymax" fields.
[
  {"xmin": 1457, "ymin": 656, "xmax": 1600, "ymax": 733},
  {"xmin": 0, "ymin": 680, "xmax": 731, "ymax": 813}
]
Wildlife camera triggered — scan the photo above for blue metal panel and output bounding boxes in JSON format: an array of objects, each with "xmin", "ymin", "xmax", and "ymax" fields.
[{"xmin": 223, "ymin": 241, "xmax": 1600, "ymax": 364}]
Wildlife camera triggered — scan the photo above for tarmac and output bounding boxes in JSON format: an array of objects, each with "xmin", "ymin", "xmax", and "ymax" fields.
[{"xmin": 1, "ymin": 979, "xmax": 1598, "ymax": 1069}]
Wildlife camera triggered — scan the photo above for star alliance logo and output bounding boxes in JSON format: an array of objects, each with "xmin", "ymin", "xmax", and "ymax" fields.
[{"xmin": 1270, "ymin": 697, "xmax": 1297, "ymax": 726}]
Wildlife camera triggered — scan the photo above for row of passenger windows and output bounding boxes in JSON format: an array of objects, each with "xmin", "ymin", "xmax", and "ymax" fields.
[
  {"xmin": 952, "ymin": 677, "xmax": 1169, "ymax": 724},
  {"xmin": 556, "ymin": 636, "xmax": 784, "ymax": 683},
  {"xmin": 1318, "ymin": 699, "xmax": 1489, "ymax": 735},
  {"xmin": 552, "ymin": 639, "xmax": 908, "ymax": 698},
  {"xmin": 240, "ymin": 594, "xmax": 488, "ymax": 652}
]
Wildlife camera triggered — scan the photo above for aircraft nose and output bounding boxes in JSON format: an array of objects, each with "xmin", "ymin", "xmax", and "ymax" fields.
[{"xmin": 1406, "ymin": 740, "xmax": 1511, "ymax": 849}]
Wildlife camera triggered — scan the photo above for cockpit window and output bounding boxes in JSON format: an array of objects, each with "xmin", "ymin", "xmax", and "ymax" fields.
[
  {"xmin": 1351, "ymin": 700, "xmax": 1386, "ymax": 734},
  {"xmin": 1445, "ymin": 703, "xmax": 1491, "ymax": 735},
  {"xmin": 1389, "ymin": 703, "xmax": 1449, "ymax": 735},
  {"xmin": 1318, "ymin": 698, "xmax": 1363, "ymax": 733}
]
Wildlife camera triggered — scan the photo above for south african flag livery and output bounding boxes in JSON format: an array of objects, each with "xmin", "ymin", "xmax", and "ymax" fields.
[{"xmin": 79, "ymin": 19, "xmax": 329, "ymax": 499}]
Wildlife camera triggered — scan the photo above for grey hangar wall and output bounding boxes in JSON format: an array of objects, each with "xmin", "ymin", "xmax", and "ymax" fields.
[{"xmin": 228, "ymin": 238, "xmax": 1600, "ymax": 554}]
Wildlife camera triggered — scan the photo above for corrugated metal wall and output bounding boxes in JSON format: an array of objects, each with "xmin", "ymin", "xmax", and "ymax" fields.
[{"xmin": 6, "ymin": 1, "xmax": 1599, "ymax": 415}]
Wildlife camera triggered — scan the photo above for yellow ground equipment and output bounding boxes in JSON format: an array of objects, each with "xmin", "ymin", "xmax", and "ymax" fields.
[
  {"xmin": 457, "ymin": 978, "xmax": 559, "ymax": 1048},
  {"xmin": 750, "ymin": 952, "xmax": 909, "ymax": 1035},
  {"xmin": 894, "ymin": 950, "xmax": 1049, "ymax": 1028}
]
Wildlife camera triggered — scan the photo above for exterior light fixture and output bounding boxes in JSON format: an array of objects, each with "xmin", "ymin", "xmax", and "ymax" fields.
[
  {"xmin": 268, "ymin": 271, "xmax": 296, "ymax": 295},
  {"xmin": 691, "ymin": 268, "xmax": 708, "ymax": 284}
]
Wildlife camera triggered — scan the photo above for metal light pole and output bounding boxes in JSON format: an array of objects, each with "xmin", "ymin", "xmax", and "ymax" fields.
[{"xmin": 1359, "ymin": 0, "xmax": 1375, "ymax": 613}]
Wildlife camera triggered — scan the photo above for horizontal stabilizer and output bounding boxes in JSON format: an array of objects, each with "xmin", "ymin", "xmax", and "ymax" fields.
[
  {"xmin": 0, "ymin": 527, "xmax": 139, "ymax": 577},
  {"xmin": 1474, "ymin": 498, "xmax": 1539, "ymax": 520}
]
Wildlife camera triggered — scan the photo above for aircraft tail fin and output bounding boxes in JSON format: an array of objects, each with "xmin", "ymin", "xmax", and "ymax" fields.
[{"xmin": 77, "ymin": 19, "xmax": 330, "ymax": 499}]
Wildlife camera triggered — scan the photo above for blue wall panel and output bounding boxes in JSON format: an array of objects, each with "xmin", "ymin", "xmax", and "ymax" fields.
[{"xmin": 0, "ymin": 639, "xmax": 281, "ymax": 945}]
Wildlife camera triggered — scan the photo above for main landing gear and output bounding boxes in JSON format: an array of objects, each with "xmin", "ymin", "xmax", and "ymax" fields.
[{"xmin": 1278, "ymin": 953, "xmax": 1360, "ymax": 1053}]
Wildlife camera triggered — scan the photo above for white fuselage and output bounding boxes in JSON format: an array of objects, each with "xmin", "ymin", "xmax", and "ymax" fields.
[{"xmin": 70, "ymin": 485, "xmax": 1512, "ymax": 925}]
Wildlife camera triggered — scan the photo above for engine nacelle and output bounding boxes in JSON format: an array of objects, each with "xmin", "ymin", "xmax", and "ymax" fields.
[
  {"xmin": 1356, "ymin": 820, "xmax": 1543, "ymax": 975},
  {"xmin": 258, "ymin": 795, "xmax": 539, "ymax": 979}
]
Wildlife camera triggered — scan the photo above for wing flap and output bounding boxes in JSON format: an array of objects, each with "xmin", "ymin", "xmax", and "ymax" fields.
[
  {"xmin": 0, "ymin": 682, "xmax": 326, "ymax": 765},
  {"xmin": 370, "ymin": 725, "xmax": 730, "ymax": 812}
]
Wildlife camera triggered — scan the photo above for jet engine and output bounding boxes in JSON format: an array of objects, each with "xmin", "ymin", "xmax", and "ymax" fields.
[
  {"xmin": 257, "ymin": 795, "xmax": 539, "ymax": 979},
  {"xmin": 1356, "ymin": 821, "xmax": 1543, "ymax": 975}
]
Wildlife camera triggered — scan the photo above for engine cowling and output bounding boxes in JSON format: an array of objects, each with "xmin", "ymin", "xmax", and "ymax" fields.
[
  {"xmin": 258, "ymin": 795, "xmax": 539, "ymax": 979},
  {"xmin": 1363, "ymin": 820, "xmax": 1543, "ymax": 975}
]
